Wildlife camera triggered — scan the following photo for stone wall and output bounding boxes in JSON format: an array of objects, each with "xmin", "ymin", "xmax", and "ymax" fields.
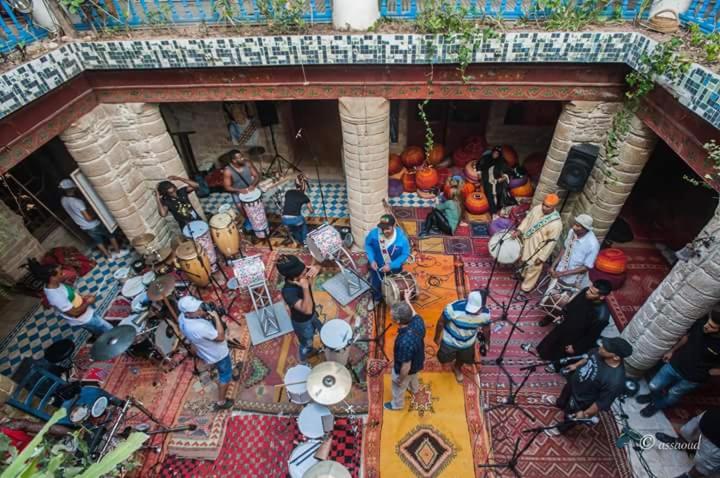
[
  {"xmin": 0, "ymin": 201, "xmax": 44, "ymax": 285},
  {"xmin": 484, "ymin": 101, "xmax": 556, "ymax": 164},
  {"xmin": 338, "ymin": 97, "xmax": 389, "ymax": 244}
]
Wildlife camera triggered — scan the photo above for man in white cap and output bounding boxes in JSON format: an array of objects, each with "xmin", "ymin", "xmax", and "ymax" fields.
[
  {"xmin": 539, "ymin": 213, "xmax": 600, "ymax": 326},
  {"xmin": 58, "ymin": 179, "xmax": 128, "ymax": 259},
  {"xmin": 434, "ymin": 290, "xmax": 491, "ymax": 383},
  {"xmin": 178, "ymin": 295, "xmax": 235, "ymax": 411}
]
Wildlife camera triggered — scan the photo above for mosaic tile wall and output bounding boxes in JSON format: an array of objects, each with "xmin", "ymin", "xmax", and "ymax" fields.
[{"xmin": 1, "ymin": 32, "xmax": 719, "ymax": 129}]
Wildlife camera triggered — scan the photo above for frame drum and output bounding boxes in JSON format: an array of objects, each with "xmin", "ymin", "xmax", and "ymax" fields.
[
  {"xmin": 488, "ymin": 232, "xmax": 522, "ymax": 265},
  {"xmin": 284, "ymin": 364, "xmax": 312, "ymax": 404},
  {"xmin": 307, "ymin": 224, "xmax": 342, "ymax": 262},
  {"xmin": 381, "ymin": 271, "xmax": 419, "ymax": 305},
  {"xmin": 209, "ymin": 213, "xmax": 241, "ymax": 258},
  {"xmin": 175, "ymin": 241, "xmax": 211, "ymax": 287}
]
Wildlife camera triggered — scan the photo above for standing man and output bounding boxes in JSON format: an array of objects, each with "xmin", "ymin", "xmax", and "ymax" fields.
[
  {"xmin": 155, "ymin": 176, "xmax": 202, "ymax": 229},
  {"xmin": 385, "ymin": 290, "xmax": 425, "ymax": 411},
  {"xmin": 277, "ymin": 255, "xmax": 322, "ymax": 363},
  {"xmin": 281, "ymin": 174, "xmax": 314, "ymax": 245},
  {"xmin": 364, "ymin": 214, "xmax": 411, "ymax": 303},
  {"xmin": 223, "ymin": 149, "xmax": 268, "ymax": 240},
  {"xmin": 30, "ymin": 261, "xmax": 113, "ymax": 336},
  {"xmin": 656, "ymin": 408, "xmax": 720, "ymax": 478},
  {"xmin": 59, "ymin": 179, "xmax": 128, "ymax": 259},
  {"xmin": 178, "ymin": 296, "xmax": 235, "ymax": 411},
  {"xmin": 546, "ymin": 337, "xmax": 632, "ymax": 436},
  {"xmin": 636, "ymin": 309, "xmax": 720, "ymax": 418},
  {"xmin": 434, "ymin": 290, "xmax": 491, "ymax": 383},
  {"xmin": 512, "ymin": 193, "xmax": 563, "ymax": 293}
]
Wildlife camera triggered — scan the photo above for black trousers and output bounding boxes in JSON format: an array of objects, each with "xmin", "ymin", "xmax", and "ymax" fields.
[
  {"xmin": 555, "ymin": 382, "xmax": 584, "ymax": 433},
  {"xmin": 422, "ymin": 209, "xmax": 453, "ymax": 235}
]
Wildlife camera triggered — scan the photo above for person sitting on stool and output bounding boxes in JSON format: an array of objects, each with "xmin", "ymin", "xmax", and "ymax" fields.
[
  {"xmin": 364, "ymin": 214, "xmax": 411, "ymax": 304},
  {"xmin": 546, "ymin": 337, "xmax": 631, "ymax": 436},
  {"xmin": 281, "ymin": 174, "xmax": 313, "ymax": 245},
  {"xmin": 420, "ymin": 189, "xmax": 461, "ymax": 237},
  {"xmin": 178, "ymin": 296, "xmax": 235, "ymax": 411}
]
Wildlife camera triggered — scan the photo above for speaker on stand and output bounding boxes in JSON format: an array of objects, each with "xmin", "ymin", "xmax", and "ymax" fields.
[
  {"xmin": 556, "ymin": 143, "xmax": 599, "ymax": 213},
  {"xmin": 255, "ymin": 102, "xmax": 298, "ymax": 178}
]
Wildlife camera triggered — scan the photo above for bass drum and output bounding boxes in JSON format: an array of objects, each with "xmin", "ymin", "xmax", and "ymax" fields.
[
  {"xmin": 488, "ymin": 232, "xmax": 522, "ymax": 265},
  {"xmin": 175, "ymin": 241, "xmax": 211, "ymax": 287},
  {"xmin": 381, "ymin": 271, "xmax": 419, "ymax": 306}
]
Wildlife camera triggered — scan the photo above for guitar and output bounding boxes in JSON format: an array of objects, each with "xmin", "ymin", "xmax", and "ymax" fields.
[{"xmin": 382, "ymin": 198, "xmax": 417, "ymax": 264}]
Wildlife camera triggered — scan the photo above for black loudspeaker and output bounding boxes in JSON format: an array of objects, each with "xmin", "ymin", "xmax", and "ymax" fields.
[
  {"xmin": 256, "ymin": 102, "xmax": 279, "ymax": 126},
  {"xmin": 557, "ymin": 144, "xmax": 599, "ymax": 192}
]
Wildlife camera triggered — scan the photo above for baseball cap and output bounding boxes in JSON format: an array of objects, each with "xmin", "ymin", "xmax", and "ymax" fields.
[
  {"xmin": 58, "ymin": 179, "xmax": 75, "ymax": 190},
  {"xmin": 378, "ymin": 214, "xmax": 396, "ymax": 229},
  {"xmin": 178, "ymin": 296, "xmax": 203, "ymax": 313},
  {"xmin": 601, "ymin": 337, "xmax": 633, "ymax": 358},
  {"xmin": 465, "ymin": 290, "xmax": 484, "ymax": 314}
]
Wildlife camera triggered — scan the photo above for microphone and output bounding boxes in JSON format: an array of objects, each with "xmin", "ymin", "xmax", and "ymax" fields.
[
  {"xmin": 558, "ymin": 353, "xmax": 588, "ymax": 365},
  {"xmin": 295, "ymin": 128, "xmax": 304, "ymax": 139},
  {"xmin": 567, "ymin": 415, "xmax": 600, "ymax": 425}
]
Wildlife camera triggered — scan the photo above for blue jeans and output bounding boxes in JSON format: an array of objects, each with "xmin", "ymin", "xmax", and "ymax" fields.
[
  {"xmin": 291, "ymin": 314, "xmax": 322, "ymax": 362},
  {"xmin": 282, "ymin": 216, "xmax": 308, "ymax": 244},
  {"xmin": 79, "ymin": 312, "xmax": 113, "ymax": 336},
  {"xmin": 85, "ymin": 224, "xmax": 113, "ymax": 246},
  {"xmin": 214, "ymin": 354, "xmax": 233, "ymax": 385},
  {"xmin": 370, "ymin": 267, "xmax": 402, "ymax": 301},
  {"xmin": 648, "ymin": 363, "xmax": 701, "ymax": 409}
]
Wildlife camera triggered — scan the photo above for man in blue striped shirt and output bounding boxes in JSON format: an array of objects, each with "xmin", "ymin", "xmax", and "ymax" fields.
[{"xmin": 434, "ymin": 290, "xmax": 491, "ymax": 383}]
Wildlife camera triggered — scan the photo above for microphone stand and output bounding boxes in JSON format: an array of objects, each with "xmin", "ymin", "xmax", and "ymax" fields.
[{"xmin": 295, "ymin": 128, "xmax": 336, "ymax": 226}]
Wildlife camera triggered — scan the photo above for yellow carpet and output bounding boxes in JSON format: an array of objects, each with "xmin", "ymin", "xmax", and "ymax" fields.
[{"xmin": 380, "ymin": 371, "xmax": 476, "ymax": 477}]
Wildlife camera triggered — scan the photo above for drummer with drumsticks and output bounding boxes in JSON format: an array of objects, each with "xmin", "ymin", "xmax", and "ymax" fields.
[{"xmin": 364, "ymin": 214, "xmax": 411, "ymax": 304}]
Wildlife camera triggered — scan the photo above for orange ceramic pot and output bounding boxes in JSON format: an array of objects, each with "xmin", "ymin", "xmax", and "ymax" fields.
[
  {"xmin": 510, "ymin": 181, "xmax": 534, "ymax": 198},
  {"xmin": 464, "ymin": 160, "xmax": 480, "ymax": 183},
  {"xmin": 427, "ymin": 144, "xmax": 445, "ymax": 166},
  {"xmin": 463, "ymin": 136, "xmax": 487, "ymax": 157},
  {"xmin": 453, "ymin": 147, "xmax": 475, "ymax": 168},
  {"xmin": 416, "ymin": 166, "xmax": 440, "ymax": 190},
  {"xmin": 437, "ymin": 167, "xmax": 451, "ymax": 186},
  {"xmin": 465, "ymin": 192, "xmax": 490, "ymax": 214},
  {"xmin": 502, "ymin": 145, "xmax": 519, "ymax": 167},
  {"xmin": 389, "ymin": 153, "xmax": 403, "ymax": 175},
  {"xmin": 443, "ymin": 180, "xmax": 475, "ymax": 200},
  {"xmin": 401, "ymin": 146, "xmax": 425, "ymax": 169},
  {"xmin": 402, "ymin": 171, "xmax": 417, "ymax": 192},
  {"xmin": 595, "ymin": 248, "xmax": 628, "ymax": 275}
]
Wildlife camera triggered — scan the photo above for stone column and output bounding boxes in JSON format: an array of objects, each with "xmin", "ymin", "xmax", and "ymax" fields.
[
  {"xmin": 621, "ymin": 205, "xmax": 720, "ymax": 375},
  {"xmin": 338, "ymin": 97, "xmax": 389, "ymax": 245},
  {"xmin": 571, "ymin": 114, "xmax": 657, "ymax": 242},
  {"xmin": 60, "ymin": 104, "xmax": 188, "ymax": 249},
  {"xmin": 0, "ymin": 201, "xmax": 44, "ymax": 285},
  {"xmin": 534, "ymin": 101, "xmax": 621, "ymax": 220}
]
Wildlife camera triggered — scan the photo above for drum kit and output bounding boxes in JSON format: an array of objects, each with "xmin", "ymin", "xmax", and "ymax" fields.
[{"xmin": 283, "ymin": 360, "xmax": 354, "ymax": 478}]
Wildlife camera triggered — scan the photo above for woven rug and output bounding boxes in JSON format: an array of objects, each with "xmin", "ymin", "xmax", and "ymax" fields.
[
  {"xmin": 158, "ymin": 415, "xmax": 363, "ymax": 478},
  {"xmin": 605, "ymin": 243, "xmax": 671, "ymax": 331},
  {"xmin": 365, "ymin": 360, "xmax": 490, "ymax": 478},
  {"xmin": 481, "ymin": 389, "xmax": 632, "ymax": 478},
  {"xmin": 662, "ymin": 382, "xmax": 720, "ymax": 430}
]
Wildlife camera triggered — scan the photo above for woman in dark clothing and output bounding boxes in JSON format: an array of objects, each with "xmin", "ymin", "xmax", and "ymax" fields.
[{"xmin": 476, "ymin": 146, "xmax": 516, "ymax": 215}]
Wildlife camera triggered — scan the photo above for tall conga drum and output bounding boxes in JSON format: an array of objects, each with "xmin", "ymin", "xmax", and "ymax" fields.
[
  {"xmin": 175, "ymin": 242, "xmax": 211, "ymax": 287},
  {"xmin": 209, "ymin": 213, "xmax": 241, "ymax": 258}
]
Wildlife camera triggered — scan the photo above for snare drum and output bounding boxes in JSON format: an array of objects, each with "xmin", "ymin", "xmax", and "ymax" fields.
[
  {"xmin": 488, "ymin": 232, "xmax": 522, "ymax": 264},
  {"xmin": 320, "ymin": 319, "xmax": 353, "ymax": 366},
  {"xmin": 175, "ymin": 241, "xmax": 211, "ymax": 287},
  {"xmin": 231, "ymin": 255, "xmax": 266, "ymax": 288},
  {"xmin": 298, "ymin": 402, "xmax": 334, "ymax": 439},
  {"xmin": 381, "ymin": 271, "xmax": 419, "ymax": 305},
  {"xmin": 209, "ymin": 213, "xmax": 241, "ymax": 258},
  {"xmin": 284, "ymin": 364, "xmax": 312, "ymax": 404},
  {"xmin": 183, "ymin": 221, "xmax": 218, "ymax": 272},
  {"xmin": 288, "ymin": 441, "xmax": 321, "ymax": 478},
  {"xmin": 307, "ymin": 224, "xmax": 342, "ymax": 262}
]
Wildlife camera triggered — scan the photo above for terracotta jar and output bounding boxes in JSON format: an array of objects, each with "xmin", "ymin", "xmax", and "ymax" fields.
[
  {"xmin": 389, "ymin": 153, "xmax": 404, "ymax": 175},
  {"xmin": 437, "ymin": 167, "xmax": 451, "ymax": 186},
  {"xmin": 464, "ymin": 160, "xmax": 480, "ymax": 183},
  {"xmin": 402, "ymin": 171, "xmax": 417, "ymax": 192},
  {"xmin": 443, "ymin": 179, "xmax": 475, "ymax": 199},
  {"xmin": 401, "ymin": 146, "xmax": 425, "ymax": 169},
  {"xmin": 502, "ymin": 144, "xmax": 519, "ymax": 167},
  {"xmin": 427, "ymin": 144, "xmax": 445, "ymax": 166},
  {"xmin": 510, "ymin": 181, "xmax": 534, "ymax": 198},
  {"xmin": 465, "ymin": 191, "xmax": 490, "ymax": 214},
  {"xmin": 595, "ymin": 248, "xmax": 628, "ymax": 275},
  {"xmin": 416, "ymin": 166, "xmax": 440, "ymax": 190}
]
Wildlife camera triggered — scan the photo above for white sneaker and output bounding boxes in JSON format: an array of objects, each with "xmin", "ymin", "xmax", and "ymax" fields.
[
  {"xmin": 544, "ymin": 427, "xmax": 561, "ymax": 437},
  {"xmin": 367, "ymin": 301, "xmax": 375, "ymax": 311}
]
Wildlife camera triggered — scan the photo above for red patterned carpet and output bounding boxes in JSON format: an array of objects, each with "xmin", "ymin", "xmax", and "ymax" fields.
[{"xmin": 604, "ymin": 243, "xmax": 671, "ymax": 331}]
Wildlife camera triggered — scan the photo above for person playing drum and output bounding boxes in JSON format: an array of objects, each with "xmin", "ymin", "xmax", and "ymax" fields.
[
  {"xmin": 364, "ymin": 214, "xmax": 411, "ymax": 303},
  {"xmin": 282, "ymin": 174, "xmax": 314, "ymax": 245},
  {"xmin": 539, "ymin": 214, "xmax": 600, "ymax": 325},
  {"xmin": 223, "ymin": 149, "xmax": 268, "ymax": 240},
  {"xmin": 511, "ymin": 193, "xmax": 563, "ymax": 293},
  {"xmin": 277, "ymin": 255, "xmax": 322, "ymax": 364},
  {"xmin": 177, "ymin": 296, "xmax": 236, "ymax": 411},
  {"xmin": 155, "ymin": 176, "xmax": 202, "ymax": 229}
]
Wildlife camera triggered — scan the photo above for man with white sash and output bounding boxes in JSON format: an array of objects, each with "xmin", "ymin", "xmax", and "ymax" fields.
[
  {"xmin": 511, "ymin": 193, "xmax": 564, "ymax": 293},
  {"xmin": 223, "ymin": 149, "xmax": 268, "ymax": 239},
  {"xmin": 364, "ymin": 214, "xmax": 411, "ymax": 303}
]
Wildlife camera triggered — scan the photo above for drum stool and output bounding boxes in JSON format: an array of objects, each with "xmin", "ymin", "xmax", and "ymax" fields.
[{"xmin": 44, "ymin": 339, "xmax": 76, "ymax": 379}]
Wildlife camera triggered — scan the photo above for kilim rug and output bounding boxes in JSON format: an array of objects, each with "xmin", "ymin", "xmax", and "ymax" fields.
[
  {"xmin": 158, "ymin": 415, "xmax": 364, "ymax": 478},
  {"xmin": 481, "ymin": 389, "xmax": 632, "ymax": 478},
  {"xmin": 365, "ymin": 361, "xmax": 490, "ymax": 478},
  {"xmin": 604, "ymin": 243, "xmax": 671, "ymax": 331},
  {"xmin": 662, "ymin": 383, "xmax": 720, "ymax": 431}
]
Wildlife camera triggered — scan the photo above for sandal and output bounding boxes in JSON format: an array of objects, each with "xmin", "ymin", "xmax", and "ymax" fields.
[{"xmin": 213, "ymin": 399, "xmax": 234, "ymax": 411}]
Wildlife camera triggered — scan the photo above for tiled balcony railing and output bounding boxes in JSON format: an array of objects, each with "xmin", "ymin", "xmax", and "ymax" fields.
[
  {"xmin": 0, "ymin": 0, "xmax": 49, "ymax": 53},
  {"xmin": 680, "ymin": 0, "xmax": 719, "ymax": 33}
]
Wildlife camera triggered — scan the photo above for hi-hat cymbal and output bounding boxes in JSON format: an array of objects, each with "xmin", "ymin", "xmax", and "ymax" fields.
[
  {"xmin": 303, "ymin": 461, "xmax": 351, "ymax": 478},
  {"xmin": 131, "ymin": 233, "xmax": 156, "ymax": 248},
  {"xmin": 90, "ymin": 325, "xmax": 136, "ymax": 361},
  {"xmin": 147, "ymin": 274, "xmax": 176, "ymax": 301},
  {"xmin": 306, "ymin": 362, "xmax": 352, "ymax": 406},
  {"xmin": 144, "ymin": 246, "xmax": 172, "ymax": 265}
]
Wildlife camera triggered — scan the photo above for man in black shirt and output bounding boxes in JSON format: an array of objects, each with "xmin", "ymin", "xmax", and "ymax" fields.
[
  {"xmin": 156, "ymin": 176, "xmax": 201, "ymax": 229},
  {"xmin": 656, "ymin": 408, "xmax": 720, "ymax": 478},
  {"xmin": 547, "ymin": 337, "xmax": 632, "ymax": 436},
  {"xmin": 277, "ymin": 254, "xmax": 321, "ymax": 363},
  {"xmin": 636, "ymin": 312, "xmax": 720, "ymax": 418},
  {"xmin": 281, "ymin": 174, "xmax": 313, "ymax": 245}
]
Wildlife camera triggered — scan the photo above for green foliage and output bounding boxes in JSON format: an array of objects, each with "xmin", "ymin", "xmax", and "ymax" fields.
[
  {"xmin": 367, "ymin": 16, "xmax": 393, "ymax": 33},
  {"xmin": 59, "ymin": 0, "xmax": 86, "ymax": 14},
  {"xmin": 703, "ymin": 140, "xmax": 720, "ymax": 183},
  {"xmin": 256, "ymin": 0, "xmax": 307, "ymax": 34},
  {"xmin": 212, "ymin": 0, "xmax": 237, "ymax": 25},
  {"xmin": 687, "ymin": 24, "xmax": 720, "ymax": 62},
  {"xmin": 145, "ymin": 4, "xmax": 173, "ymax": 25},
  {"xmin": 533, "ymin": 0, "xmax": 606, "ymax": 31},
  {"xmin": 417, "ymin": 99, "xmax": 434, "ymax": 161}
]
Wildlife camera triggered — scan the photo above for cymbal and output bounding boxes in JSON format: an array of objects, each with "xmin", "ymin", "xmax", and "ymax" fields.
[
  {"xmin": 90, "ymin": 325, "xmax": 136, "ymax": 361},
  {"xmin": 306, "ymin": 362, "xmax": 352, "ymax": 406},
  {"xmin": 144, "ymin": 246, "xmax": 172, "ymax": 265},
  {"xmin": 303, "ymin": 461, "xmax": 351, "ymax": 478},
  {"xmin": 147, "ymin": 274, "xmax": 176, "ymax": 301},
  {"xmin": 131, "ymin": 233, "xmax": 156, "ymax": 248}
]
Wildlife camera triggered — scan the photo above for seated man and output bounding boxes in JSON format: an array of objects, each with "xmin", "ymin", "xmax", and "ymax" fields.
[
  {"xmin": 656, "ymin": 408, "xmax": 720, "ymax": 478},
  {"xmin": 547, "ymin": 337, "xmax": 632, "ymax": 436},
  {"xmin": 155, "ymin": 175, "xmax": 202, "ymax": 229},
  {"xmin": 539, "ymin": 214, "xmax": 600, "ymax": 322},
  {"xmin": 533, "ymin": 279, "xmax": 612, "ymax": 370},
  {"xmin": 434, "ymin": 290, "xmax": 491, "ymax": 383},
  {"xmin": 420, "ymin": 190, "xmax": 461, "ymax": 237},
  {"xmin": 636, "ymin": 308, "xmax": 720, "ymax": 418},
  {"xmin": 281, "ymin": 174, "xmax": 313, "ymax": 245},
  {"xmin": 364, "ymin": 214, "xmax": 411, "ymax": 302}
]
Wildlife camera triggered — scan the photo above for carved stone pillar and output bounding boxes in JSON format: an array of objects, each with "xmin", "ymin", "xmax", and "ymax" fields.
[
  {"xmin": 571, "ymin": 114, "xmax": 657, "ymax": 242},
  {"xmin": 0, "ymin": 201, "xmax": 44, "ymax": 285},
  {"xmin": 338, "ymin": 97, "xmax": 389, "ymax": 245},
  {"xmin": 534, "ymin": 101, "xmax": 621, "ymax": 220},
  {"xmin": 621, "ymin": 205, "xmax": 720, "ymax": 375}
]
